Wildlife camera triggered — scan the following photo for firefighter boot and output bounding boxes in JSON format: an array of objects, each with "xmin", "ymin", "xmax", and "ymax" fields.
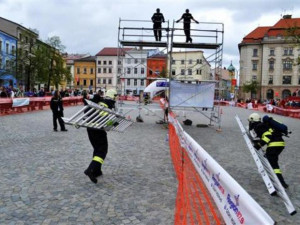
[
  {"xmin": 84, "ymin": 161, "xmax": 99, "ymax": 184},
  {"xmin": 276, "ymin": 174, "xmax": 289, "ymax": 189}
]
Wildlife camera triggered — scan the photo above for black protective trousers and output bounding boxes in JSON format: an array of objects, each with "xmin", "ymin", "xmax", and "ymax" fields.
[
  {"xmin": 52, "ymin": 111, "xmax": 66, "ymax": 130},
  {"xmin": 153, "ymin": 23, "xmax": 162, "ymax": 41},
  {"xmin": 86, "ymin": 128, "xmax": 108, "ymax": 175},
  {"xmin": 184, "ymin": 24, "xmax": 191, "ymax": 42}
]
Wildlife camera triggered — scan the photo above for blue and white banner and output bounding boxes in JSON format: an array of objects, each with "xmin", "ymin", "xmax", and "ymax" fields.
[
  {"xmin": 169, "ymin": 116, "xmax": 275, "ymax": 225},
  {"xmin": 12, "ymin": 98, "xmax": 30, "ymax": 107}
]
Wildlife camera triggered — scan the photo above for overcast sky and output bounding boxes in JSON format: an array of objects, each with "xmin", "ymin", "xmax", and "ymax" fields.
[{"xmin": 1, "ymin": 0, "xmax": 299, "ymax": 70}]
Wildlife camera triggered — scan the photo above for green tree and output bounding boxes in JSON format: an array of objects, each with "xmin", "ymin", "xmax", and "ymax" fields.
[
  {"xmin": 15, "ymin": 29, "xmax": 38, "ymax": 91},
  {"xmin": 242, "ymin": 80, "xmax": 260, "ymax": 95},
  {"xmin": 159, "ymin": 67, "xmax": 168, "ymax": 78},
  {"xmin": 46, "ymin": 36, "xmax": 71, "ymax": 90}
]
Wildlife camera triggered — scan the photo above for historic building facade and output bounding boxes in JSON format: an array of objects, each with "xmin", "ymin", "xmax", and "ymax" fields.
[
  {"xmin": 168, "ymin": 51, "xmax": 211, "ymax": 82},
  {"xmin": 0, "ymin": 30, "xmax": 17, "ymax": 87},
  {"xmin": 239, "ymin": 15, "xmax": 300, "ymax": 100},
  {"xmin": 74, "ymin": 56, "xmax": 96, "ymax": 91}
]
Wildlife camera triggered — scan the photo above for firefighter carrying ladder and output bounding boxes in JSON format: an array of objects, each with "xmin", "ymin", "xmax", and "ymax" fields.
[
  {"xmin": 235, "ymin": 115, "xmax": 296, "ymax": 216},
  {"xmin": 62, "ymin": 99, "xmax": 133, "ymax": 132}
]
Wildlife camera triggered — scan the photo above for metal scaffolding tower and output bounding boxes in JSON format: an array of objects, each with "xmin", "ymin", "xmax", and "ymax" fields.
[{"xmin": 117, "ymin": 18, "xmax": 224, "ymax": 129}]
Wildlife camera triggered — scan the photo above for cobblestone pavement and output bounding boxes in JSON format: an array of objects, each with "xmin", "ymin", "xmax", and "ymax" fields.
[{"xmin": 0, "ymin": 102, "xmax": 299, "ymax": 224}]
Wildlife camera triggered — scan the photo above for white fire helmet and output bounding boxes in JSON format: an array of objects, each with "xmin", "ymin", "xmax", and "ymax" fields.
[{"xmin": 248, "ymin": 113, "xmax": 261, "ymax": 122}]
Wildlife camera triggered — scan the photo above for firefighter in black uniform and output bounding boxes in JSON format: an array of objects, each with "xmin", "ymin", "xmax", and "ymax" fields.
[
  {"xmin": 248, "ymin": 113, "xmax": 288, "ymax": 188},
  {"xmin": 151, "ymin": 8, "xmax": 165, "ymax": 41},
  {"xmin": 84, "ymin": 92, "xmax": 116, "ymax": 184},
  {"xmin": 50, "ymin": 90, "xmax": 67, "ymax": 132},
  {"xmin": 176, "ymin": 9, "xmax": 199, "ymax": 43}
]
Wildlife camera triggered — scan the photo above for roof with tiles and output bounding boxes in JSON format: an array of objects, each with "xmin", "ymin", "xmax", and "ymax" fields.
[
  {"xmin": 241, "ymin": 15, "xmax": 300, "ymax": 44},
  {"xmin": 96, "ymin": 47, "xmax": 132, "ymax": 56}
]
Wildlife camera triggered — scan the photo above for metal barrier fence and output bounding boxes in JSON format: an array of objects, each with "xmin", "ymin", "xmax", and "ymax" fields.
[{"xmin": 0, "ymin": 96, "xmax": 83, "ymax": 116}]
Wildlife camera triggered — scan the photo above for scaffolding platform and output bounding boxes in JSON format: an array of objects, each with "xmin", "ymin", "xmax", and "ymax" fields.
[
  {"xmin": 172, "ymin": 42, "xmax": 221, "ymax": 49},
  {"xmin": 120, "ymin": 40, "xmax": 168, "ymax": 48}
]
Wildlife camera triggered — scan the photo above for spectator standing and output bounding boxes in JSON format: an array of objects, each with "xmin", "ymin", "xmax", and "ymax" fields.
[{"xmin": 50, "ymin": 90, "xmax": 68, "ymax": 132}]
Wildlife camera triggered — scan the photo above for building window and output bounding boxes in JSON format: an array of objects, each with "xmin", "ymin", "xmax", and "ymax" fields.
[
  {"xmin": 134, "ymin": 79, "xmax": 137, "ymax": 86},
  {"xmin": 103, "ymin": 61, "xmax": 107, "ymax": 65},
  {"xmin": 90, "ymin": 68, "xmax": 94, "ymax": 74},
  {"xmin": 77, "ymin": 81, "xmax": 80, "ymax": 86},
  {"xmin": 103, "ymin": 68, "xmax": 107, "ymax": 73},
  {"xmin": 134, "ymin": 68, "xmax": 138, "ymax": 74},
  {"xmin": 102, "ymin": 79, "xmax": 106, "ymax": 84},
  {"xmin": 141, "ymin": 68, "xmax": 144, "ymax": 74},
  {"xmin": 0, "ymin": 40, "xmax": 2, "ymax": 52},
  {"xmin": 141, "ymin": 79, "xmax": 144, "ymax": 86},
  {"xmin": 188, "ymin": 69, "xmax": 192, "ymax": 75},
  {"xmin": 98, "ymin": 60, "xmax": 101, "ymax": 65},
  {"xmin": 98, "ymin": 78, "xmax": 101, "ymax": 84},
  {"xmin": 197, "ymin": 59, "xmax": 202, "ymax": 64},
  {"xmin": 141, "ymin": 59, "xmax": 145, "ymax": 64},
  {"xmin": 269, "ymin": 60, "xmax": 274, "ymax": 70},
  {"xmin": 252, "ymin": 75, "xmax": 257, "ymax": 80},
  {"xmin": 270, "ymin": 48, "xmax": 275, "ymax": 56},
  {"xmin": 196, "ymin": 69, "xmax": 202, "ymax": 75},
  {"xmin": 118, "ymin": 60, "xmax": 122, "ymax": 65},
  {"xmin": 127, "ymin": 58, "xmax": 131, "ymax": 64},
  {"xmin": 283, "ymin": 59, "xmax": 293, "ymax": 70},
  {"xmin": 109, "ymin": 60, "xmax": 112, "ymax": 65},
  {"xmin": 98, "ymin": 68, "xmax": 101, "ymax": 73},
  {"xmin": 252, "ymin": 61, "xmax": 258, "ymax": 71},
  {"xmin": 77, "ymin": 68, "xmax": 80, "ymax": 74},
  {"xmin": 108, "ymin": 78, "xmax": 112, "ymax": 84},
  {"xmin": 12, "ymin": 45, "xmax": 15, "ymax": 55},
  {"xmin": 109, "ymin": 68, "xmax": 112, "ymax": 73},
  {"xmin": 118, "ymin": 68, "xmax": 122, "ymax": 74},
  {"xmin": 127, "ymin": 68, "xmax": 131, "ymax": 74},
  {"xmin": 283, "ymin": 47, "xmax": 293, "ymax": 56},
  {"xmin": 134, "ymin": 59, "xmax": 138, "ymax": 64},
  {"xmin": 268, "ymin": 76, "xmax": 273, "ymax": 84},
  {"xmin": 6, "ymin": 43, "xmax": 9, "ymax": 54},
  {"xmin": 149, "ymin": 70, "xmax": 153, "ymax": 75},
  {"xmin": 189, "ymin": 59, "xmax": 193, "ymax": 64},
  {"xmin": 83, "ymin": 68, "xmax": 87, "ymax": 74},
  {"xmin": 253, "ymin": 49, "xmax": 258, "ymax": 57},
  {"xmin": 282, "ymin": 76, "xmax": 291, "ymax": 84},
  {"xmin": 181, "ymin": 69, "xmax": 185, "ymax": 75},
  {"xmin": 181, "ymin": 60, "xmax": 185, "ymax": 65},
  {"xmin": 298, "ymin": 76, "xmax": 300, "ymax": 85},
  {"xmin": 127, "ymin": 79, "xmax": 130, "ymax": 85},
  {"xmin": 83, "ymin": 79, "xmax": 87, "ymax": 86},
  {"xmin": 90, "ymin": 79, "xmax": 93, "ymax": 86},
  {"xmin": 172, "ymin": 69, "xmax": 176, "ymax": 75},
  {"xmin": 172, "ymin": 59, "xmax": 175, "ymax": 64}
]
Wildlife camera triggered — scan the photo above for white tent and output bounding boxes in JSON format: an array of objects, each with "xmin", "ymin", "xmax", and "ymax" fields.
[{"xmin": 144, "ymin": 79, "xmax": 169, "ymax": 99}]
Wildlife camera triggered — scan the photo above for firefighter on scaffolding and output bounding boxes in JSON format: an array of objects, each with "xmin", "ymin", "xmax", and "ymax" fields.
[
  {"xmin": 151, "ymin": 8, "xmax": 165, "ymax": 41},
  {"xmin": 176, "ymin": 9, "xmax": 199, "ymax": 43}
]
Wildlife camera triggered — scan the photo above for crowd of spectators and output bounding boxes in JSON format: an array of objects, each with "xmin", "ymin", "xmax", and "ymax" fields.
[{"xmin": 0, "ymin": 85, "xmax": 88, "ymax": 98}]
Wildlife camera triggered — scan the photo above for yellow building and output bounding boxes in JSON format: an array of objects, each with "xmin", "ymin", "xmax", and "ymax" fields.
[
  {"xmin": 168, "ymin": 51, "xmax": 211, "ymax": 82},
  {"xmin": 74, "ymin": 56, "xmax": 96, "ymax": 91}
]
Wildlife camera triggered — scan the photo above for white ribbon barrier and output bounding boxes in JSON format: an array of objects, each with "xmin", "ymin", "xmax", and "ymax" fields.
[
  {"xmin": 12, "ymin": 98, "xmax": 30, "ymax": 107},
  {"xmin": 169, "ymin": 115, "xmax": 275, "ymax": 225}
]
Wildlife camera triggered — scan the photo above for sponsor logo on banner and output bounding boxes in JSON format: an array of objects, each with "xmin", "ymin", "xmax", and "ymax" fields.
[
  {"xmin": 211, "ymin": 173, "xmax": 225, "ymax": 203},
  {"xmin": 201, "ymin": 159, "xmax": 211, "ymax": 182},
  {"xmin": 225, "ymin": 193, "xmax": 245, "ymax": 224}
]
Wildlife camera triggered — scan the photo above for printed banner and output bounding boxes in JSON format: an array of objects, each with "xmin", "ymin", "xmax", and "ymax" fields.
[
  {"xmin": 168, "ymin": 116, "xmax": 275, "ymax": 225},
  {"xmin": 169, "ymin": 81, "xmax": 215, "ymax": 108},
  {"xmin": 12, "ymin": 98, "xmax": 30, "ymax": 107}
]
